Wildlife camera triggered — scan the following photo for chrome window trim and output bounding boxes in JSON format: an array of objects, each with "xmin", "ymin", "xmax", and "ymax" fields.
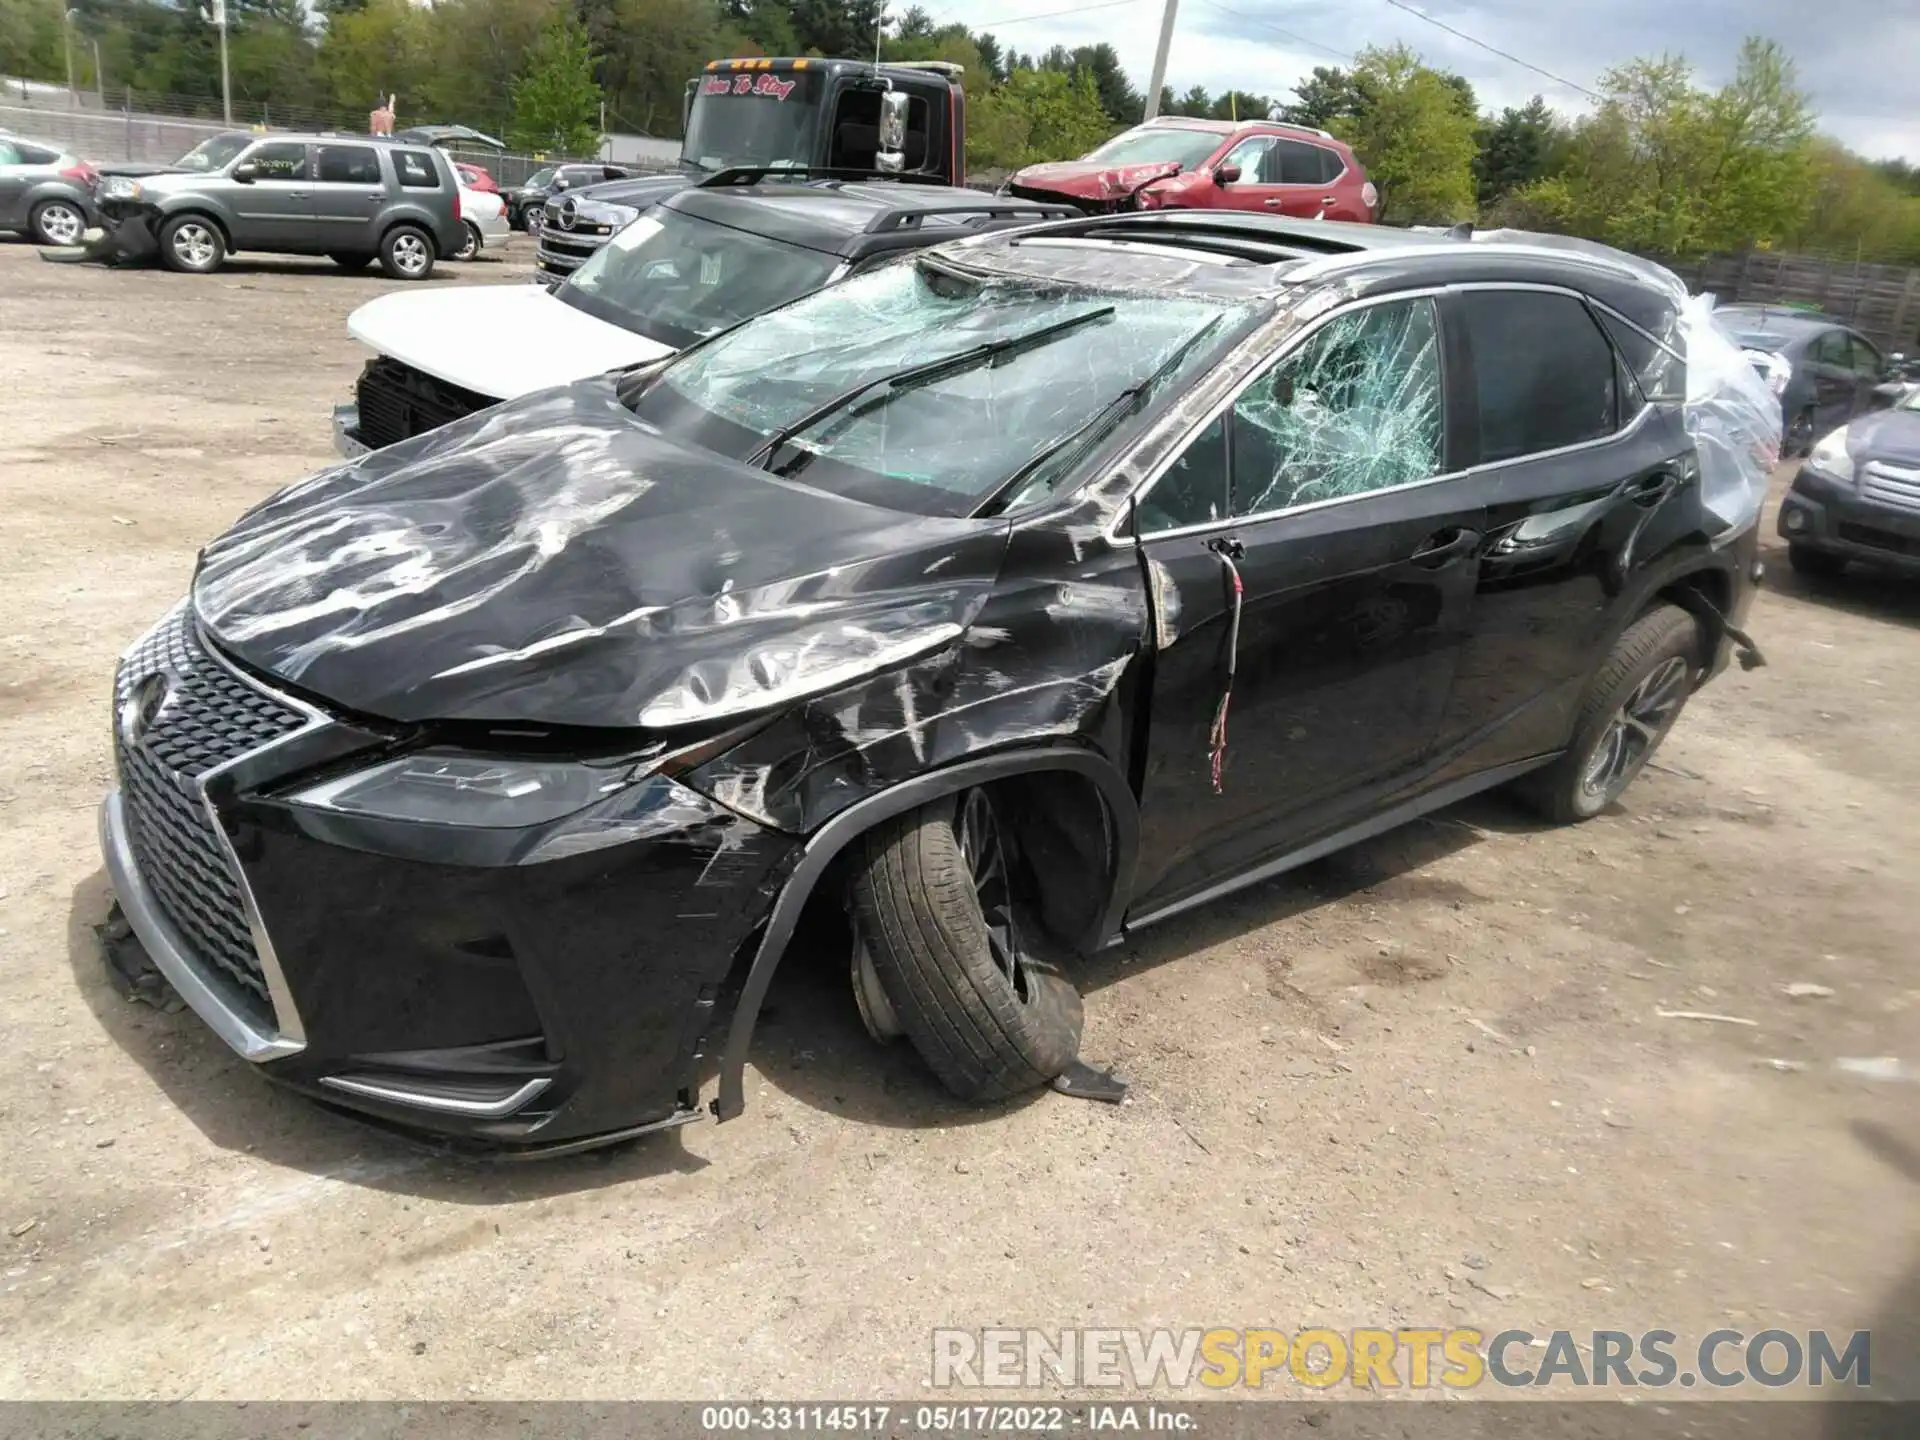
[{"xmin": 1105, "ymin": 280, "xmax": 1655, "ymax": 546}]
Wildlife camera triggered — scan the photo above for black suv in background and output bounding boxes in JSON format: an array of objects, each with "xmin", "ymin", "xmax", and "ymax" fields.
[
  {"xmin": 337, "ymin": 172, "xmax": 1074, "ymax": 452},
  {"xmin": 92, "ymin": 132, "xmax": 465, "ymax": 278},
  {"xmin": 103, "ymin": 214, "xmax": 1764, "ymax": 1153}
]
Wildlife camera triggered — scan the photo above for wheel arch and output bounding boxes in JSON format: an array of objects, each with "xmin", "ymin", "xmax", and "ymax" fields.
[
  {"xmin": 377, "ymin": 211, "xmax": 441, "ymax": 255},
  {"xmin": 712, "ymin": 745, "xmax": 1139, "ymax": 1121}
]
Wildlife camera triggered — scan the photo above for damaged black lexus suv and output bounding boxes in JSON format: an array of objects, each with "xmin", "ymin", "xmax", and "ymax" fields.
[{"xmin": 100, "ymin": 213, "xmax": 1763, "ymax": 1153}]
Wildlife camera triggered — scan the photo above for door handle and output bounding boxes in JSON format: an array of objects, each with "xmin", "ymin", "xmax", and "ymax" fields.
[
  {"xmin": 1321, "ymin": 196, "xmax": 1337, "ymax": 205},
  {"xmin": 1262, "ymin": 198, "xmax": 1285, "ymax": 208},
  {"xmin": 1409, "ymin": 527, "xmax": 1481, "ymax": 567}
]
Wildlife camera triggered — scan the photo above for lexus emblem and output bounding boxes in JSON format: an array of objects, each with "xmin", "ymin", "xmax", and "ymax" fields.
[
  {"xmin": 556, "ymin": 199, "xmax": 577, "ymax": 231},
  {"xmin": 120, "ymin": 670, "xmax": 173, "ymax": 747}
]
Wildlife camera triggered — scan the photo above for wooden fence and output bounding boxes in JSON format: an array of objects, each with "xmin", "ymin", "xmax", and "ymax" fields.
[{"xmin": 1666, "ymin": 251, "xmax": 1920, "ymax": 353}]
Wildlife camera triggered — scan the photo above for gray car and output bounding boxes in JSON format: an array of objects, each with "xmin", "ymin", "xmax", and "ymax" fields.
[
  {"xmin": 0, "ymin": 131, "xmax": 97, "ymax": 246},
  {"xmin": 93, "ymin": 132, "xmax": 465, "ymax": 279},
  {"xmin": 1718, "ymin": 305, "xmax": 1890, "ymax": 455}
]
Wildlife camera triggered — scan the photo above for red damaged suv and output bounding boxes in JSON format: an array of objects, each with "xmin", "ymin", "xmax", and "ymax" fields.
[{"xmin": 1008, "ymin": 115, "xmax": 1378, "ymax": 223}]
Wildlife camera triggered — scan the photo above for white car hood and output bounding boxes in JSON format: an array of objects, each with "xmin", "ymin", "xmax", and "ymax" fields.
[{"xmin": 346, "ymin": 284, "xmax": 673, "ymax": 401}]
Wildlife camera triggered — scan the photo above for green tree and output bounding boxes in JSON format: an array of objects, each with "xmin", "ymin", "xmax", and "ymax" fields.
[
  {"xmin": 0, "ymin": 0, "xmax": 68, "ymax": 83},
  {"xmin": 1330, "ymin": 44, "xmax": 1477, "ymax": 224},
  {"xmin": 508, "ymin": 10, "xmax": 601, "ymax": 154},
  {"xmin": 788, "ymin": 0, "xmax": 880, "ymax": 58},
  {"xmin": 1474, "ymin": 95, "xmax": 1565, "ymax": 208},
  {"xmin": 1278, "ymin": 65, "xmax": 1366, "ymax": 129},
  {"xmin": 1037, "ymin": 42, "xmax": 1138, "ymax": 125},
  {"xmin": 967, "ymin": 65, "xmax": 1111, "ymax": 172}
]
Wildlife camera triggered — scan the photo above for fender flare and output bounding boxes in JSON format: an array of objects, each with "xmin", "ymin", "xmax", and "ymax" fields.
[{"xmin": 712, "ymin": 745, "xmax": 1139, "ymax": 1121}]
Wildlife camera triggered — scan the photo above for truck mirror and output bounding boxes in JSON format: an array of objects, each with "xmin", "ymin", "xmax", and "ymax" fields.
[{"xmin": 876, "ymin": 90, "xmax": 910, "ymax": 174}]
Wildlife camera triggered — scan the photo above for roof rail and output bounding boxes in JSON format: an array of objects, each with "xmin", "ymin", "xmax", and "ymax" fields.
[
  {"xmin": 697, "ymin": 165, "xmax": 948, "ymax": 189},
  {"xmin": 886, "ymin": 60, "xmax": 965, "ymax": 77},
  {"xmin": 864, "ymin": 198, "xmax": 1079, "ymax": 234}
]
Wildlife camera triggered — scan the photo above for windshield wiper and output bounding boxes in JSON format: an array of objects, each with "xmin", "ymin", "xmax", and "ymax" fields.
[
  {"xmin": 745, "ymin": 306, "xmax": 1118, "ymax": 472},
  {"xmin": 978, "ymin": 313, "xmax": 1231, "ymax": 516}
]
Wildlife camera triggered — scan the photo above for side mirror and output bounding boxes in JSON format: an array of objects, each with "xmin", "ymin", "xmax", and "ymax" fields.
[
  {"xmin": 1213, "ymin": 164, "xmax": 1241, "ymax": 185},
  {"xmin": 875, "ymin": 89, "xmax": 910, "ymax": 174},
  {"xmin": 231, "ymin": 162, "xmax": 257, "ymax": 184}
]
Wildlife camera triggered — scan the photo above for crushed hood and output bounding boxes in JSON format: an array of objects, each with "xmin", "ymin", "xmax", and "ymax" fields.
[
  {"xmin": 347, "ymin": 285, "xmax": 673, "ymax": 402},
  {"xmin": 1847, "ymin": 406, "xmax": 1920, "ymax": 467},
  {"xmin": 1008, "ymin": 160, "xmax": 1184, "ymax": 204},
  {"xmin": 193, "ymin": 380, "xmax": 1006, "ymax": 729}
]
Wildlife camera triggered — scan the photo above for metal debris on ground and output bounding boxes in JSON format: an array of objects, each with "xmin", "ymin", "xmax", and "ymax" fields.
[{"xmin": 1655, "ymin": 1009, "xmax": 1759, "ymax": 1026}]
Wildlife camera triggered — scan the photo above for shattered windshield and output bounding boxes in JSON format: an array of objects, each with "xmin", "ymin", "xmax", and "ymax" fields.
[
  {"xmin": 559, "ymin": 209, "xmax": 842, "ymax": 349},
  {"xmin": 681, "ymin": 69, "xmax": 826, "ymax": 172},
  {"xmin": 635, "ymin": 259, "xmax": 1246, "ymax": 516},
  {"xmin": 175, "ymin": 135, "xmax": 251, "ymax": 172},
  {"xmin": 1082, "ymin": 127, "xmax": 1225, "ymax": 169}
]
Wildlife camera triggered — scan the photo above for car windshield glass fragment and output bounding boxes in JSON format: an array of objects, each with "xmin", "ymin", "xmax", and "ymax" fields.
[
  {"xmin": 639, "ymin": 258, "xmax": 1243, "ymax": 515},
  {"xmin": 682, "ymin": 69, "xmax": 826, "ymax": 172},
  {"xmin": 176, "ymin": 135, "xmax": 251, "ymax": 172},
  {"xmin": 559, "ymin": 209, "xmax": 842, "ymax": 349},
  {"xmin": 1083, "ymin": 127, "xmax": 1224, "ymax": 169}
]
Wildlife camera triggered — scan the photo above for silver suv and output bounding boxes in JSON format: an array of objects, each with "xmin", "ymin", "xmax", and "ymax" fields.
[{"xmin": 94, "ymin": 132, "xmax": 465, "ymax": 279}]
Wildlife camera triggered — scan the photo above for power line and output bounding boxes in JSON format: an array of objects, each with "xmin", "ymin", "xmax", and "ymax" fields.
[
  {"xmin": 1199, "ymin": 1, "xmax": 1353, "ymax": 65},
  {"xmin": 1378, "ymin": 0, "xmax": 1600, "ymax": 101},
  {"xmin": 922, "ymin": 0, "xmax": 1144, "ymax": 29}
]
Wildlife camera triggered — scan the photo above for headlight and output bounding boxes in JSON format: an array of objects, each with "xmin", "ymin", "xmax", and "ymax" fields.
[
  {"xmin": 1807, "ymin": 425, "xmax": 1854, "ymax": 484},
  {"xmin": 289, "ymin": 754, "xmax": 638, "ymax": 829},
  {"xmin": 101, "ymin": 177, "xmax": 142, "ymax": 201}
]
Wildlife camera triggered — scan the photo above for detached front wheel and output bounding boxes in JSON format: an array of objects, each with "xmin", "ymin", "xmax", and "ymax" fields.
[{"xmin": 847, "ymin": 789, "xmax": 1083, "ymax": 1102}]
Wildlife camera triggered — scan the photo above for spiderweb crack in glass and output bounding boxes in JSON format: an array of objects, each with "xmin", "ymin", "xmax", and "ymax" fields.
[{"xmin": 1233, "ymin": 302, "xmax": 1443, "ymax": 514}]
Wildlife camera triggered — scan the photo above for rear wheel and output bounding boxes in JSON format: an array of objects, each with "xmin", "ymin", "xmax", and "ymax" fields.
[
  {"xmin": 30, "ymin": 198, "xmax": 86, "ymax": 246},
  {"xmin": 453, "ymin": 221, "xmax": 482, "ymax": 261},
  {"xmin": 1515, "ymin": 604, "xmax": 1703, "ymax": 824},
  {"xmin": 328, "ymin": 251, "xmax": 373, "ymax": 271},
  {"xmin": 847, "ymin": 789, "xmax": 1083, "ymax": 1103},
  {"xmin": 158, "ymin": 214, "xmax": 224, "ymax": 274},
  {"xmin": 379, "ymin": 224, "xmax": 435, "ymax": 280},
  {"xmin": 1788, "ymin": 543, "xmax": 1846, "ymax": 579}
]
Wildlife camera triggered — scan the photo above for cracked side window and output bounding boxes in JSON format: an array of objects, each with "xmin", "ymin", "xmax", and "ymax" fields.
[{"xmin": 1229, "ymin": 297, "xmax": 1443, "ymax": 517}]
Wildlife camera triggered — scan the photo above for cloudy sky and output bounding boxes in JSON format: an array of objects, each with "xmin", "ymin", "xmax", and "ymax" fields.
[{"xmin": 918, "ymin": 0, "xmax": 1919, "ymax": 160}]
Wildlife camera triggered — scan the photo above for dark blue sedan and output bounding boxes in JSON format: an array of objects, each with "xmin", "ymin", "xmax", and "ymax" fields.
[{"xmin": 1719, "ymin": 305, "xmax": 1890, "ymax": 455}]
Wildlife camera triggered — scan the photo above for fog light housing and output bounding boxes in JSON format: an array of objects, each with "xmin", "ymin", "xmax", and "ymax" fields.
[{"xmin": 1783, "ymin": 507, "xmax": 1808, "ymax": 534}]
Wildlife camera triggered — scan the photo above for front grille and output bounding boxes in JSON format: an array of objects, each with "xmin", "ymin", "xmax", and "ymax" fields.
[
  {"xmin": 535, "ymin": 232, "xmax": 605, "ymax": 274},
  {"xmin": 1861, "ymin": 460, "xmax": 1920, "ymax": 514},
  {"xmin": 112, "ymin": 606, "xmax": 310, "ymax": 1011},
  {"xmin": 354, "ymin": 356, "xmax": 496, "ymax": 449}
]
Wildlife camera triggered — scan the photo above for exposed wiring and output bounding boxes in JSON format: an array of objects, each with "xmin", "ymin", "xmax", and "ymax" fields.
[{"xmin": 1207, "ymin": 538, "xmax": 1244, "ymax": 794}]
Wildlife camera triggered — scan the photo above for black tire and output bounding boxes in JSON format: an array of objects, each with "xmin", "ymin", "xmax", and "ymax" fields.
[
  {"xmin": 847, "ymin": 790, "xmax": 1083, "ymax": 1102},
  {"xmin": 1515, "ymin": 603, "xmax": 1704, "ymax": 825},
  {"xmin": 328, "ymin": 252, "xmax": 374, "ymax": 271},
  {"xmin": 1786, "ymin": 406, "xmax": 1816, "ymax": 457},
  {"xmin": 453, "ymin": 221, "xmax": 482, "ymax": 261},
  {"xmin": 29, "ymin": 198, "xmax": 86, "ymax": 247},
  {"xmin": 157, "ymin": 213, "xmax": 225, "ymax": 274},
  {"xmin": 1788, "ymin": 543, "xmax": 1846, "ymax": 579},
  {"xmin": 378, "ymin": 224, "xmax": 435, "ymax": 281}
]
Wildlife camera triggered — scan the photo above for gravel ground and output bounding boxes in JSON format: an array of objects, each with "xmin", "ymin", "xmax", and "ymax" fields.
[{"xmin": 0, "ymin": 234, "xmax": 1915, "ymax": 1404}]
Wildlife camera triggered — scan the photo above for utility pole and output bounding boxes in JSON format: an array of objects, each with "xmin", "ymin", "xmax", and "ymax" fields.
[
  {"xmin": 210, "ymin": 0, "xmax": 232, "ymax": 125},
  {"xmin": 92, "ymin": 38, "xmax": 104, "ymax": 106},
  {"xmin": 1143, "ymin": 0, "xmax": 1178, "ymax": 121},
  {"xmin": 63, "ymin": 9, "xmax": 76, "ymax": 102}
]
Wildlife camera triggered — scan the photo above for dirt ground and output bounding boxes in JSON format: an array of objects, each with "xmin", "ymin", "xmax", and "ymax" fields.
[{"xmin": 0, "ymin": 234, "xmax": 1916, "ymax": 1406}]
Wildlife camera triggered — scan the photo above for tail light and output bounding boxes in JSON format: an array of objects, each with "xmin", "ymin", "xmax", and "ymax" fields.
[
  {"xmin": 1361, "ymin": 181, "xmax": 1380, "ymax": 218},
  {"xmin": 453, "ymin": 186, "xmax": 462, "ymax": 223},
  {"xmin": 61, "ymin": 161, "xmax": 96, "ymax": 186}
]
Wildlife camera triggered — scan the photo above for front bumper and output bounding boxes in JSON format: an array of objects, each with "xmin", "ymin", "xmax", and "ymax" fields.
[
  {"xmin": 98, "ymin": 609, "xmax": 803, "ymax": 1151},
  {"xmin": 1777, "ymin": 463, "xmax": 1920, "ymax": 573},
  {"xmin": 90, "ymin": 198, "xmax": 164, "ymax": 261}
]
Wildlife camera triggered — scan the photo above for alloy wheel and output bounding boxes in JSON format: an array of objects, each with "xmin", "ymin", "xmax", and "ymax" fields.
[
  {"xmin": 36, "ymin": 202, "xmax": 83, "ymax": 246},
  {"xmin": 171, "ymin": 221, "xmax": 216, "ymax": 270},
  {"xmin": 1580, "ymin": 655, "xmax": 1690, "ymax": 805},
  {"xmin": 391, "ymin": 233, "xmax": 430, "ymax": 276},
  {"xmin": 454, "ymin": 223, "xmax": 479, "ymax": 260},
  {"xmin": 954, "ymin": 789, "xmax": 1029, "ymax": 1004}
]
